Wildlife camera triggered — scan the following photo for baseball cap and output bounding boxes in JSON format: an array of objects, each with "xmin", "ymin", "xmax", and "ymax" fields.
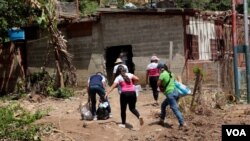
[{"xmin": 157, "ymin": 62, "xmax": 165, "ymax": 69}]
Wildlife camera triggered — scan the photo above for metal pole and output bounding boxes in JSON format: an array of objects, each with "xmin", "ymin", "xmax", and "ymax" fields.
[
  {"xmin": 243, "ymin": 0, "xmax": 250, "ymax": 103},
  {"xmin": 232, "ymin": 0, "xmax": 240, "ymax": 100}
]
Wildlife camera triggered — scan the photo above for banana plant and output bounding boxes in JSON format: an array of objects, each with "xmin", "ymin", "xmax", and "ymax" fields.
[{"xmin": 29, "ymin": 0, "xmax": 75, "ymax": 89}]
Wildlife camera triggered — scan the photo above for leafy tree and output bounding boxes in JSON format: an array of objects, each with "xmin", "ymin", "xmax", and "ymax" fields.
[
  {"xmin": 0, "ymin": 0, "xmax": 39, "ymax": 42},
  {"xmin": 26, "ymin": 0, "xmax": 75, "ymax": 89},
  {"xmin": 236, "ymin": 3, "xmax": 250, "ymax": 14},
  {"xmin": 205, "ymin": 0, "xmax": 231, "ymax": 11},
  {"xmin": 0, "ymin": 0, "xmax": 99, "ymax": 42},
  {"xmin": 176, "ymin": 0, "xmax": 231, "ymax": 10},
  {"xmin": 0, "ymin": 0, "xmax": 76, "ymax": 94},
  {"xmin": 79, "ymin": 0, "xmax": 99, "ymax": 16},
  {"xmin": 176, "ymin": 0, "xmax": 249, "ymax": 13}
]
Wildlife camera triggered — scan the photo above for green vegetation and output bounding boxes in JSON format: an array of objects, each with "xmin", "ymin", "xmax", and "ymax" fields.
[
  {"xmin": 48, "ymin": 87, "xmax": 74, "ymax": 98},
  {"xmin": 0, "ymin": 0, "xmax": 99, "ymax": 42},
  {"xmin": 176, "ymin": 0, "xmax": 230, "ymax": 11},
  {"xmin": 176, "ymin": 0, "xmax": 249, "ymax": 14},
  {"xmin": 1, "ymin": 0, "xmax": 249, "ymax": 42},
  {"xmin": 29, "ymin": 71, "xmax": 74, "ymax": 99},
  {"xmin": 192, "ymin": 66, "xmax": 204, "ymax": 77},
  {"xmin": 79, "ymin": 0, "xmax": 99, "ymax": 16},
  {"xmin": 0, "ymin": 0, "xmax": 39, "ymax": 42},
  {"xmin": 0, "ymin": 103, "xmax": 48, "ymax": 140}
]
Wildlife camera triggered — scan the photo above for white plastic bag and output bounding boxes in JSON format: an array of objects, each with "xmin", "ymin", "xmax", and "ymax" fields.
[
  {"xmin": 80, "ymin": 102, "xmax": 93, "ymax": 120},
  {"xmin": 99, "ymin": 101, "xmax": 109, "ymax": 108}
]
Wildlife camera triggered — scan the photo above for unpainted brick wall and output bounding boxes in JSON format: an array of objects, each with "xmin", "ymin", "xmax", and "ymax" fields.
[
  {"xmin": 27, "ymin": 13, "xmax": 186, "ymax": 86},
  {"xmin": 101, "ymin": 14, "xmax": 185, "ymax": 85}
]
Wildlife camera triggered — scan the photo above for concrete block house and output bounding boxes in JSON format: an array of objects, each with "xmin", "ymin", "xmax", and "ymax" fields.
[{"xmin": 26, "ymin": 8, "xmax": 239, "ymax": 89}]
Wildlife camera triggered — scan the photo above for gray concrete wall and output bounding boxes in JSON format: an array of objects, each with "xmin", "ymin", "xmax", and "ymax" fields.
[
  {"xmin": 27, "ymin": 13, "xmax": 186, "ymax": 87},
  {"xmin": 101, "ymin": 14, "xmax": 185, "ymax": 85},
  {"xmin": 27, "ymin": 22, "xmax": 104, "ymax": 87},
  {"xmin": 27, "ymin": 37, "xmax": 53, "ymax": 68}
]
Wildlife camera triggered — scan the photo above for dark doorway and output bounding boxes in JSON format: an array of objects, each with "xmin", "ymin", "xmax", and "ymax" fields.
[{"xmin": 105, "ymin": 45, "xmax": 134, "ymax": 85}]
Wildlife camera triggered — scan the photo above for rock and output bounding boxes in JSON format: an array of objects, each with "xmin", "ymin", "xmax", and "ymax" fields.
[
  {"xmin": 66, "ymin": 110, "xmax": 73, "ymax": 114},
  {"xmin": 28, "ymin": 93, "xmax": 46, "ymax": 103}
]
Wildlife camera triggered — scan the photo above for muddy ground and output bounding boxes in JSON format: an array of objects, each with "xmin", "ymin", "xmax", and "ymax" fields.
[{"xmin": 21, "ymin": 87, "xmax": 250, "ymax": 141}]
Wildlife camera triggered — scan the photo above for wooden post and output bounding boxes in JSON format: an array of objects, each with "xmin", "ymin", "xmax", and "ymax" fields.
[
  {"xmin": 169, "ymin": 41, "xmax": 173, "ymax": 68},
  {"xmin": 190, "ymin": 72, "xmax": 202, "ymax": 111},
  {"xmin": 55, "ymin": 47, "xmax": 64, "ymax": 88}
]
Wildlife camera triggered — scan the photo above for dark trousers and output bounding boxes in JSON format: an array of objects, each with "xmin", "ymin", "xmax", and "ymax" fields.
[
  {"xmin": 89, "ymin": 85, "xmax": 111, "ymax": 116},
  {"xmin": 149, "ymin": 76, "xmax": 159, "ymax": 101},
  {"xmin": 120, "ymin": 91, "xmax": 140, "ymax": 124}
]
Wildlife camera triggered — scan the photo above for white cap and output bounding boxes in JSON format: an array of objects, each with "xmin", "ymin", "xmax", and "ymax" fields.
[{"xmin": 151, "ymin": 55, "xmax": 159, "ymax": 61}]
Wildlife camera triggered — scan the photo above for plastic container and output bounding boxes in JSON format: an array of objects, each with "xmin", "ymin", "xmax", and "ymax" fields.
[
  {"xmin": 8, "ymin": 28, "xmax": 25, "ymax": 41},
  {"xmin": 135, "ymin": 85, "xmax": 142, "ymax": 97}
]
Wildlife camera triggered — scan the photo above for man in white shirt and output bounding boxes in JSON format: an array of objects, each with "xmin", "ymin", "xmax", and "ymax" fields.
[{"xmin": 112, "ymin": 58, "xmax": 129, "ymax": 82}]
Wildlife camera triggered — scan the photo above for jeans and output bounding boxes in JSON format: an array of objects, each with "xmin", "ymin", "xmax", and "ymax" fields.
[
  {"xmin": 89, "ymin": 85, "xmax": 111, "ymax": 116},
  {"xmin": 160, "ymin": 89, "xmax": 184, "ymax": 125}
]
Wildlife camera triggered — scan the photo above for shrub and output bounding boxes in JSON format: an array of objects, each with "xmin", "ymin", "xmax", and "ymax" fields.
[
  {"xmin": 47, "ymin": 87, "xmax": 74, "ymax": 99},
  {"xmin": 0, "ymin": 103, "xmax": 47, "ymax": 140}
]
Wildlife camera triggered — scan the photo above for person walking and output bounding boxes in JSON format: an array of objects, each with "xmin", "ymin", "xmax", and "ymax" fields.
[
  {"xmin": 106, "ymin": 65, "xmax": 144, "ymax": 128},
  {"xmin": 112, "ymin": 58, "xmax": 129, "ymax": 82},
  {"xmin": 157, "ymin": 63, "xmax": 186, "ymax": 129},
  {"xmin": 87, "ymin": 72, "xmax": 112, "ymax": 120},
  {"xmin": 112, "ymin": 58, "xmax": 129, "ymax": 94},
  {"xmin": 146, "ymin": 55, "xmax": 160, "ymax": 105}
]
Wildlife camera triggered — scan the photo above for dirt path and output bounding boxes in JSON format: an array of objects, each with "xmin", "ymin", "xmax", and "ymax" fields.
[{"xmin": 22, "ymin": 88, "xmax": 250, "ymax": 141}]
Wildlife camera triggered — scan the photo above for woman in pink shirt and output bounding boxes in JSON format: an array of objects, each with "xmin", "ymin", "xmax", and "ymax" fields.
[
  {"xmin": 146, "ymin": 55, "xmax": 160, "ymax": 105},
  {"xmin": 106, "ymin": 65, "xmax": 144, "ymax": 128}
]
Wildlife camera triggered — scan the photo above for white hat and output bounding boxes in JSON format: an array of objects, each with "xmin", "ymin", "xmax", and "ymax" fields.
[
  {"xmin": 115, "ymin": 58, "xmax": 122, "ymax": 64},
  {"xmin": 151, "ymin": 55, "xmax": 159, "ymax": 61}
]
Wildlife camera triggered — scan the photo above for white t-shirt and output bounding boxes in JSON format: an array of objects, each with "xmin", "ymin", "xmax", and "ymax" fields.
[
  {"xmin": 113, "ymin": 64, "xmax": 129, "ymax": 74},
  {"xmin": 146, "ymin": 62, "xmax": 160, "ymax": 76}
]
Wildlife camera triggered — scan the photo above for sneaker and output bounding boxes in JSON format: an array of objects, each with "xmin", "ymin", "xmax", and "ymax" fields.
[
  {"xmin": 158, "ymin": 119, "xmax": 164, "ymax": 126},
  {"xmin": 139, "ymin": 117, "xmax": 144, "ymax": 126},
  {"xmin": 93, "ymin": 116, "xmax": 97, "ymax": 121},
  {"xmin": 118, "ymin": 124, "xmax": 126, "ymax": 128},
  {"xmin": 109, "ymin": 113, "xmax": 113, "ymax": 118},
  {"xmin": 179, "ymin": 123, "xmax": 187, "ymax": 130}
]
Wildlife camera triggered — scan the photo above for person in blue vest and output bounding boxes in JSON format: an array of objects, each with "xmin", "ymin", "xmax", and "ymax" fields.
[{"xmin": 87, "ymin": 72, "xmax": 112, "ymax": 120}]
